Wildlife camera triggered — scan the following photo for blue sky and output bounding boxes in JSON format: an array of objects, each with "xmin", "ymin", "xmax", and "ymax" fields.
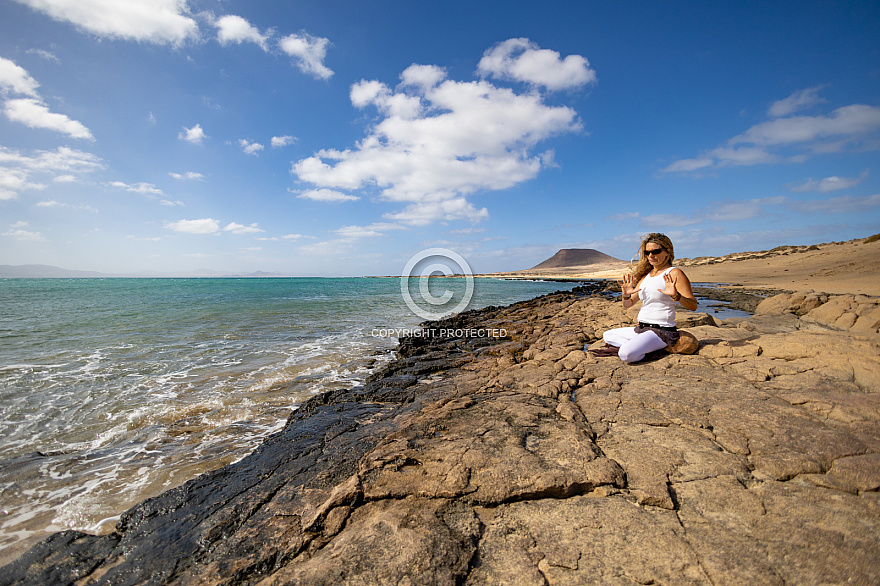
[{"xmin": 1, "ymin": 0, "xmax": 879, "ymax": 276}]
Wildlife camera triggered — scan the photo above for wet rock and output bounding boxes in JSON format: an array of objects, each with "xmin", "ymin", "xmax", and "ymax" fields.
[
  {"xmin": 692, "ymin": 286, "xmax": 771, "ymax": 313},
  {"xmin": 4, "ymin": 289, "xmax": 880, "ymax": 585}
]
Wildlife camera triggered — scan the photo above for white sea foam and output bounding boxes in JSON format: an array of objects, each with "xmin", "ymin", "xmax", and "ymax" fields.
[
  {"xmin": 0, "ymin": 276, "xmax": 577, "ymax": 564},
  {"xmin": 0, "ymin": 363, "xmax": 69, "ymax": 371}
]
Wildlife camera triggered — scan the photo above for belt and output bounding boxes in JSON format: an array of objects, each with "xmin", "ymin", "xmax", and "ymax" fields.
[{"xmin": 638, "ymin": 322, "xmax": 677, "ymax": 332}]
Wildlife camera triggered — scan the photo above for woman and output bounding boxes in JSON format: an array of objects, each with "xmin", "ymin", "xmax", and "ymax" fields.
[{"xmin": 602, "ymin": 233, "xmax": 698, "ymax": 363}]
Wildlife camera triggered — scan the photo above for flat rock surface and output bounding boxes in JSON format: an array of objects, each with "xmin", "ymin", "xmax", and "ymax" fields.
[{"xmin": 4, "ymin": 287, "xmax": 880, "ymax": 585}]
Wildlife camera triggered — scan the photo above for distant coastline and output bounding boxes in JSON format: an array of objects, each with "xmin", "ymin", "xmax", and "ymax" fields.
[
  {"xmin": 0, "ymin": 265, "xmax": 297, "ymax": 279},
  {"xmin": 5, "ymin": 233, "xmax": 879, "ymax": 289},
  {"xmin": 0, "ymin": 264, "xmax": 108, "ymax": 278}
]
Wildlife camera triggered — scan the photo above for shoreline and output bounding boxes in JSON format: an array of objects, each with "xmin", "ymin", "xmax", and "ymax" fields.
[
  {"xmin": 6, "ymin": 280, "xmax": 880, "ymax": 583},
  {"xmin": 0, "ymin": 277, "xmax": 593, "ymax": 568}
]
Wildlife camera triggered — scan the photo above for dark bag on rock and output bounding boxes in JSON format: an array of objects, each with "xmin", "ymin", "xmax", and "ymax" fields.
[{"xmin": 665, "ymin": 330, "xmax": 699, "ymax": 354}]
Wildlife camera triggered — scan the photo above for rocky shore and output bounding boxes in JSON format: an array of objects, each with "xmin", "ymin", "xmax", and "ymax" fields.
[{"xmin": 5, "ymin": 284, "xmax": 880, "ymax": 585}]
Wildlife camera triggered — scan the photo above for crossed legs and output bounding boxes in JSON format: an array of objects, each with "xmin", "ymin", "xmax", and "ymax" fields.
[{"xmin": 603, "ymin": 326, "xmax": 668, "ymax": 363}]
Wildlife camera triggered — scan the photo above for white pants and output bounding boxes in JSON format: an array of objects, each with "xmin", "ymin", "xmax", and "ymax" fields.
[{"xmin": 603, "ymin": 327, "xmax": 668, "ymax": 363}]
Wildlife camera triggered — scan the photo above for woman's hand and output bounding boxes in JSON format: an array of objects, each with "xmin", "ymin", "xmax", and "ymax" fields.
[
  {"xmin": 659, "ymin": 272, "xmax": 678, "ymax": 299},
  {"xmin": 659, "ymin": 268, "xmax": 699, "ymax": 310},
  {"xmin": 618, "ymin": 273, "xmax": 636, "ymax": 296}
]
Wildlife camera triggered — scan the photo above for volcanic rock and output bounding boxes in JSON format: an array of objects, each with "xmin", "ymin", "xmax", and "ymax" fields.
[{"xmin": 5, "ymin": 285, "xmax": 880, "ymax": 585}]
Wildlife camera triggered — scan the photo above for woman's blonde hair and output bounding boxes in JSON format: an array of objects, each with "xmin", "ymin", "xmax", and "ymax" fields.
[{"xmin": 630, "ymin": 232, "xmax": 675, "ymax": 283}]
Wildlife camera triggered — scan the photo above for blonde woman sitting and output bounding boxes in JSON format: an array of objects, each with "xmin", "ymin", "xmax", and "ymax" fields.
[{"xmin": 602, "ymin": 233, "xmax": 698, "ymax": 363}]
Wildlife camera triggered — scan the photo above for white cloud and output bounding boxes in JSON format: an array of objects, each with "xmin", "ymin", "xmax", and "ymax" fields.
[
  {"xmin": 297, "ymin": 239, "xmax": 351, "ymax": 256},
  {"xmin": 334, "ymin": 226, "xmax": 383, "ymax": 239},
  {"xmin": 15, "ymin": 0, "xmax": 199, "ymax": 46},
  {"xmin": 159, "ymin": 199, "xmax": 184, "ymax": 206},
  {"xmin": 0, "ymin": 56, "xmax": 40, "ymax": 97},
  {"xmin": 449, "ymin": 227, "xmax": 486, "ymax": 235},
  {"xmin": 214, "ymin": 14, "xmax": 270, "ymax": 50},
  {"xmin": 239, "ymin": 139, "xmax": 264, "ymax": 155},
  {"xmin": 271, "ymin": 135, "xmax": 296, "ymax": 148},
  {"xmin": 0, "ymin": 145, "xmax": 102, "ymax": 173},
  {"xmin": 169, "ymin": 171, "xmax": 204, "ymax": 180},
  {"xmin": 108, "ymin": 180, "xmax": 163, "ymax": 196},
  {"xmin": 334, "ymin": 223, "xmax": 404, "ymax": 239},
  {"xmin": 297, "ymin": 188, "xmax": 359, "ymax": 202},
  {"xmin": 0, "ymin": 166, "xmax": 45, "ymax": 199},
  {"xmin": 663, "ymin": 88, "xmax": 880, "ymax": 174},
  {"xmin": 399, "ymin": 64, "xmax": 447, "ymax": 92},
  {"xmin": 158, "ymin": 219, "xmax": 265, "ymax": 235},
  {"xmin": 768, "ymin": 86, "xmax": 827, "ymax": 117},
  {"xmin": 299, "ymin": 223, "xmax": 405, "ymax": 255},
  {"xmin": 785, "ymin": 193, "xmax": 880, "ymax": 214},
  {"xmin": 384, "ymin": 198, "xmax": 489, "ymax": 226},
  {"xmin": 165, "ymin": 218, "xmax": 220, "ymax": 234},
  {"xmin": 279, "ymin": 33, "xmax": 333, "ymax": 80},
  {"xmin": 179, "ymin": 123, "xmax": 205, "ymax": 144},
  {"xmin": 707, "ymin": 145, "xmax": 779, "ymax": 167},
  {"xmin": 731, "ymin": 104, "xmax": 880, "ymax": 147},
  {"xmin": 26, "ymin": 49, "xmax": 60, "ymax": 64},
  {"xmin": 292, "ymin": 41, "xmax": 585, "ymax": 226},
  {"xmin": 0, "ymin": 145, "xmax": 102, "ymax": 199},
  {"xmin": 1, "ymin": 187, "xmax": 20, "ymax": 201},
  {"xmin": 223, "ymin": 222, "xmax": 264, "ymax": 234},
  {"xmin": 477, "ymin": 38, "xmax": 596, "ymax": 92},
  {"xmin": 2, "ymin": 220, "xmax": 44, "ymax": 241},
  {"xmin": 258, "ymin": 233, "xmax": 306, "ymax": 241},
  {"xmin": 0, "ymin": 58, "xmax": 93, "ymax": 139},
  {"xmin": 640, "ymin": 213, "xmax": 699, "ymax": 227},
  {"xmin": 788, "ymin": 170, "xmax": 868, "ymax": 193},
  {"xmin": 35, "ymin": 199, "xmax": 98, "ymax": 212},
  {"xmin": 4, "ymin": 97, "xmax": 94, "ymax": 139},
  {"xmin": 699, "ymin": 196, "xmax": 787, "ymax": 222},
  {"xmin": 625, "ymin": 196, "xmax": 789, "ymax": 227},
  {"xmin": 660, "ymin": 157, "xmax": 714, "ymax": 173}
]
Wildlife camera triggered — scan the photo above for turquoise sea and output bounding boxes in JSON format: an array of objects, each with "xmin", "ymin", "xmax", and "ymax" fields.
[{"xmin": 0, "ymin": 276, "xmax": 579, "ymax": 563}]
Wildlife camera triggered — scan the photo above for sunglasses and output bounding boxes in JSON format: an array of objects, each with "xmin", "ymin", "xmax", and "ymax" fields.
[{"xmin": 645, "ymin": 247, "xmax": 666, "ymax": 256}]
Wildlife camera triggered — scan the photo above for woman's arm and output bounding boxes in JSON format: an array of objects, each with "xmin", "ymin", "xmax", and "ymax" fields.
[
  {"xmin": 663, "ymin": 268, "xmax": 698, "ymax": 311},
  {"xmin": 619, "ymin": 273, "xmax": 641, "ymax": 309},
  {"xmin": 622, "ymin": 288, "xmax": 640, "ymax": 309}
]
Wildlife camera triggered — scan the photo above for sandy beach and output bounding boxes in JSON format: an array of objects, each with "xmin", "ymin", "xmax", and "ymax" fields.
[{"xmin": 487, "ymin": 235, "xmax": 880, "ymax": 296}]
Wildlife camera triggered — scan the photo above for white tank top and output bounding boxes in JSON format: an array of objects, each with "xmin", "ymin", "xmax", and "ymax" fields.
[{"xmin": 637, "ymin": 267, "xmax": 677, "ymax": 327}]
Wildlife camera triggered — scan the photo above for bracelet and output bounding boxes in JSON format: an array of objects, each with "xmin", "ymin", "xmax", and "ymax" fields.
[{"xmin": 671, "ymin": 292, "xmax": 681, "ymax": 301}]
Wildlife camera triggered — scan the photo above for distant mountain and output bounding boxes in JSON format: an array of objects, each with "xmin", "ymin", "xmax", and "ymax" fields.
[
  {"xmin": 529, "ymin": 249, "xmax": 623, "ymax": 270},
  {"xmin": 0, "ymin": 265, "xmax": 297, "ymax": 278},
  {"xmin": 230, "ymin": 271, "xmax": 287, "ymax": 277},
  {"xmin": 0, "ymin": 265, "xmax": 108, "ymax": 278}
]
